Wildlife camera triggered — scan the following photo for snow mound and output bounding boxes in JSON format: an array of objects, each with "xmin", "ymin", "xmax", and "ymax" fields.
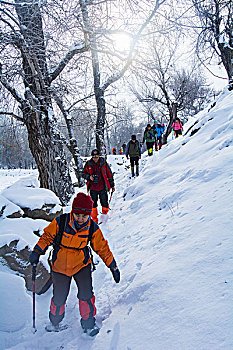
[
  {"xmin": 0, "ymin": 194, "xmax": 23, "ymax": 219},
  {"xmin": 0, "ymin": 272, "xmax": 31, "ymax": 332},
  {"xmin": 1, "ymin": 175, "xmax": 61, "ymax": 210}
]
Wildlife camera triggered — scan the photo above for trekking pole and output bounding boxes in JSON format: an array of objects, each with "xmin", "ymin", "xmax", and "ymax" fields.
[
  {"xmin": 109, "ymin": 189, "xmax": 114, "ymax": 206},
  {"xmin": 32, "ymin": 264, "xmax": 37, "ymax": 333}
]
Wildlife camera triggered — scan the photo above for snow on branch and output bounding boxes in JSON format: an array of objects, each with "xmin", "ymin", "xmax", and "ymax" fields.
[
  {"xmin": 48, "ymin": 40, "xmax": 89, "ymax": 83},
  {"xmin": 0, "ymin": 111, "xmax": 24, "ymax": 122},
  {"xmin": 0, "ymin": 1, "xmax": 15, "ymax": 6},
  {"xmin": 67, "ymin": 93, "xmax": 95, "ymax": 113},
  {"xmin": 102, "ymin": 0, "xmax": 166, "ymax": 91},
  {"xmin": 0, "ymin": 64, "xmax": 25, "ymax": 104}
]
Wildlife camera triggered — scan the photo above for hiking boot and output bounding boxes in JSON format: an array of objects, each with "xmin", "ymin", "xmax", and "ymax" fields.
[
  {"xmin": 84, "ymin": 324, "xmax": 100, "ymax": 337},
  {"xmin": 45, "ymin": 323, "xmax": 68, "ymax": 332},
  {"xmin": 81, "ymin": 317, "xmax": 99, "ymax": 337},
  {"xmin": 131, "ymin": 165, "xmax": 135, "ymax": 177}
]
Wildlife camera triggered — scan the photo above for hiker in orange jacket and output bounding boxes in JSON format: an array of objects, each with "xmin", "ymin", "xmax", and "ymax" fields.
[
  {"xmin": 83, "ymin": 149, "xmax": 115, "ymax": 223},
  {"xmin": 29, "ymin": 193, "xmax": 120, "ymax": 335}
]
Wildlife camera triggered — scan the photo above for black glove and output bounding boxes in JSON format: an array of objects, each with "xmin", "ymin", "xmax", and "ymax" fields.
[
  {"xmin": 111, "ymin": 267, "xmax": 120, "ymax": 283},
  {"xmin": 29, "ymin": 251, "xmax": 40, "ymax": 265}
]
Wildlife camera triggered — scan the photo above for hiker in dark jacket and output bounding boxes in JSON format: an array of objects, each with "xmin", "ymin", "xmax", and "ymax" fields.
[
  {"xmin": 126, "ymin": 134, "xmax": 141, "ymax": 177},
  {"xmin": 143, "ymin": 124, "xmax": 155, "ymax": 156},
  {"xmin": 83, "ymin": 149, "xmax": 115, "ymax": 224},
  {"xmin": 29, "ymin": 193, "xmax": 120, "ymax": 335},
  {"xmin": 122, "ymin": 142, "xmax": 127, "ymax": 154}
]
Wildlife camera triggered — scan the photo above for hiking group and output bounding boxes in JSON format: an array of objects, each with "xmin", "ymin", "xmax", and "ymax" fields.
[
  {"xmin": 125, "ymin": 120, "xmax": 167, "ymax": 178},
  {"xmin": 143, "ymin": 120, "xmax": 165, "ymax": 156},
  {"xmin": 28, "ymin": 118, "xmax": 183, "ymax": 336}
]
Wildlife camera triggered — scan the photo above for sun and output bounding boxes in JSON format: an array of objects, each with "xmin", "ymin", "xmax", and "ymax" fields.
[{"xmin": 112, "ymin": 33, "xmax": 132, "ymax": 53}]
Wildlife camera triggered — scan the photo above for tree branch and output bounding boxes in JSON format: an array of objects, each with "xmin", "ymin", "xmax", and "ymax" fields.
[
  {"xmin": 48, "ymin": 41, "xmax": 89, "ymax": 83},
  {"xmin": 0, "ymin": 111, "xmax": 24, "ymax": 122},
  {"xmin": 67, "ymin": 93, "xmax": 95, "ymax": 113},
  {"xmin": 0, "ymin": 64, "xmax": 25, "ymax": 104},
  {"xmin": 102, "ymin": 0, "xmax": 166, "ymax": 91}
]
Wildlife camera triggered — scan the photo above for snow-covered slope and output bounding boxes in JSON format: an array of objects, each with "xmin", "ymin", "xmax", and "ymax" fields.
[{"xmin": 0, "ymin": 88, "xmax": 232, "ymax": 350}]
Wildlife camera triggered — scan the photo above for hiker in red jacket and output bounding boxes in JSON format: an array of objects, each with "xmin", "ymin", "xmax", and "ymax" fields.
[{"xmin": 83, "ymin": 149, "xmax": 115, "ymax": 223}]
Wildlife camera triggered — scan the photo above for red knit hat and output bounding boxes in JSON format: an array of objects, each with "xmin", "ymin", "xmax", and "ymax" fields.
[{"xmin": 72, "ymin": 193, "xmax": 93, "ymax": 215}]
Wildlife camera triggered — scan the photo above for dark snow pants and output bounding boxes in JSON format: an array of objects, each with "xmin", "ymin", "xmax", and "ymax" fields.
[
  {"xmin": 175, "ymin": 129, "xmax": 182, "ymax": 138},
  {"xmin": 49, "ymin": 264, "xmax": 96, "ymax": 329},
  {"xmin": 146, "ymin": 141, "xmax": 154, "ymax": 156},
  {"xmin": 130, "ymin": 157, "xmax": 139, "ymax": 176},
  {"xmin": 90, "ymin": 189, "xmax": 108, "ymax": 209}
]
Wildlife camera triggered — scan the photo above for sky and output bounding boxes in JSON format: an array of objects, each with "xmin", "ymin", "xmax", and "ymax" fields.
[{"xmin": 0, "ymin": 86, "xmax": 232, "ymax": 349}]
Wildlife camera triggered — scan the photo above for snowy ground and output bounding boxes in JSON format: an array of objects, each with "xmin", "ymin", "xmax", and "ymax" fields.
[{"xmin": 0, "ymin": 88, "xmax": 232, "ymax": 349}]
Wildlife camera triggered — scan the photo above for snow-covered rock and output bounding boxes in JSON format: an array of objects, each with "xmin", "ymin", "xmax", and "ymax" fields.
[
  {"xmin": 0, "ymin": 217, "xmax": 52, "ymax": 295},
  {"xmin": 0, "ymin": 272, "xmax": 31, "ymax": 332},
  {"xmin": 1, "ymin": 176, "xmax": 63, "ymax": 221},
  {"xmin": 0, "ymin": 194, "xmax": 23, "ymax": 219},
  {"xmin": 0, "ymin": 239, "xmax": 52, "ymax": 295}
]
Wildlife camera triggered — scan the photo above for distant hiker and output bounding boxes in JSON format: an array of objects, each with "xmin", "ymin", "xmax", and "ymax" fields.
[
  {"xmin": 159, "ymin": 123, "xmax": 165, "ymax": 149},
  {"xmin": 143, "ymin": 124, "xmax": 155, "ymax": 156},
  {"xmin": 112, "ymin": 147, "xmax": 117, "ymax": 155},
  {"xmin": 126, "ymin": 134, "xmax": 141, "ymax": 177},
  {"xmin": 119, "ymin": 147, "xmax": 123, "ymax": 155},
  {"xmin": 171, "ymin": 118, "xmax": 183, "ymax": 138},
  {"xmin": 29, "ymin": 193, "xmax": 120, "ymax": 336},
  {"xmin": 152, "ymin": 121, "xmax": 165, "ymax": 150},
  {"xmin": 152, "ymin": 121, "xmax": 159, "ymax": 151},
  {"xmin": 83, "ymin": 149, "xmax": 115, "ymax": 223},
  {"xmin": 122, "ymin": 142, "xmax": 127, "ymax": 154}
]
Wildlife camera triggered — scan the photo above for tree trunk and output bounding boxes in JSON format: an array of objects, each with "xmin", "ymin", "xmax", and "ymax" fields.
[
  {"xmin": 214, "ymin": 0, "xmax": 233, "ymax": 90},
  {"xmin": 52, "ymin": 93, "xmax": 85, "ymax": 187},
  {"xmin": 95, "ymin": 88, "xmax": 106, "ymax": 155},
  {"xmin": 218, "ymin": 43, "xmax": 233, "ymax": 90},
  {"xmin": 14, "ymin": 0, "xmax": 74, "ymax": 205},
  {"xmin": 85, "ymin": 131, "xmax": 92, "ymax": 157},
  {"xmin": 193, "ymin": 0, "xmax": 233, "ymax": 90},
  {"xmin": 23, "ymin": 103, "xmax": 74, "ymax": 205},
  {"xmin": 79, "ymin": 0, "xmax": 107, "ymax": 156},
  {"xmin": 65, "ymin": 117, "xmax": 85, "ymax": 187},
  {"xmin": 163, "ymin": 102, "xmax": 177, "ymax": 144}
]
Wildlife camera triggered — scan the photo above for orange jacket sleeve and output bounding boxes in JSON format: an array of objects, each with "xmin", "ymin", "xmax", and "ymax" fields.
[
  {"xmin": 90, "ymin": 227, "xmax": 115, "ymax": 267},
  {"xmin": 34, "ymin": 219, "xmax": 58, "ymax": 254}
]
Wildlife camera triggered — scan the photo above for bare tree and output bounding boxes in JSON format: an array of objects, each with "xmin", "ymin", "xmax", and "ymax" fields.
[
  {"xmin": 105, "ymin": 103, "xmax": 141, "ymax": 152},
  {"xmin": 131, "ymin": 35, "xmax": 215, "ymax": 142},
  {"xmin": 78, "ymin": 0, "xmax": 166, "ymax": 155},
  {"xmin": 70, "ymin": 108, "xmax": 96, "ymax": 157},
  {"xmin": 191, "ymin": 0, "xmax": 233, "ymax": 90},
  {"xmin": 0, "ymin": 0, "xmax": 89, "ymax": 204},
  {"xmin": 0, "ymin": 115, "xmax": 36, "ymax": 169}
]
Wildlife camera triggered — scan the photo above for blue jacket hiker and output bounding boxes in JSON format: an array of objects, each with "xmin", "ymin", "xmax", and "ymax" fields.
[{"xmin": 152, "ymin": 121, "xmax": 165, "ymax": 150}]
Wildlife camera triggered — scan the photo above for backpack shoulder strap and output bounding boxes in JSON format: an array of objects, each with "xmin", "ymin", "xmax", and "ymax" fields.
[
  {"xmin": 53, "ymin": 213, "xmax": 67, "ymax": 248},
  {"xmin": 85, "ymin": 219, "xmax": 97, "ymax": 271},
  {"xmin": 88, "ymin": 219, "xmax": 95, "ymax": 244}
]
